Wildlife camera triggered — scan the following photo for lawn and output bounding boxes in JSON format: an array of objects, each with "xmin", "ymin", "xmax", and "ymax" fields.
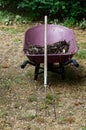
[{"xmin": 0, "ymin": 23, "xmax": 86, "ymax": 130}]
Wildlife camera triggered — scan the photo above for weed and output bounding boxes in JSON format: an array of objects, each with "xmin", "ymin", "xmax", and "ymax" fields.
[
  {"xmin": 38, "ymin": 103, "xmax": 48, "ymax": 111},
  {"xmin": 28, "ymin": 95, "xmax": 37, "ymax": 102},
  {"xmin": 50, "ymin": 19, "xmax": 59, "ymax": 25},
  {"xmin": 27, "ymin": 114, "xmax": 36, "ymax": 120},
  {"xmin": 14, "ymin": 15, "xmax": 30, "ymax": 24},
  {"xmin": 14, "ymin": 102, "xmax": 20, "ymax": 109},
  {"xmin": 46, "ymin": 93, "xmax": 56, "ymax": 105},
  {"xmin": 25, "ymin": 71, "xmax": 32, "ymax": 77},
  {"xmin": 0, "ymin": 11, "xmax": 14, "ymax": 25},
  {"xmin": 13, "ymin": 38, "xmax": 21, "ymax": 44},
  {"xmin": 63, "ymin": 18, "xmax": 75, "ymax": 27},
  {"xmin": 0, "ymin": 11, "xmax": 31, "ymax": 25},
  {"xmin": 59, "ymin": 116, "xmax": 66, "ymax": 124},
  {"xmin": 79, "ymin": 19, "xmax": 86, "ymax": 29}
]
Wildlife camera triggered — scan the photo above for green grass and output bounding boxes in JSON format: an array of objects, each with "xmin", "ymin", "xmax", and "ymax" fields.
[
  {"xmin": 82, "ymin": 127, "xmax": 86, "ymax": 130},
  {"xmin": 13, "ymin": 38, "xmax": 21, "ymax": 44},
  {"xmin": 0, "ymin": 15, "xmax": 86, "ymax": 130},
  {"xmin": 0, "ymin": 79, "xmax": 10, "ymax": 89},
  {"xmin": 78, "ymin": 42, "xmax": 86, "ymax": 50},
  {"xmin": 14, "ymin": 102, "xmax": 20, "ymax": 109},
  {"xmin": 1, "ymin": 27, "xmax": 20, "ymax": 34},
  {"xmin": 28, "ymin": 95, "xmax": 37, "ymax": 102},
  {"xmin": 46, "ymin": 93, "xmax": 56, "ymax": 105},
  {"xmin": 25, "ymin": 71, "xmax": 32, "ymax": 78},
  {"xmin": 19, "ymin": 113, "xmax": 36, "ymax": 121},
  {"xmin": 76, "ymin": 49, "xmax": 86, "ymax": 59},
  {"xmin": 0, "ymin": 110, "xmax": 8, "ymax": 118}
]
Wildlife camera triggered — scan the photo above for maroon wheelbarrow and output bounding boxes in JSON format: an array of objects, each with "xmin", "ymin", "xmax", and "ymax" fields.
[{"xmin": 21, "ymin": 24, "xmax": 79, "ymax": 80}]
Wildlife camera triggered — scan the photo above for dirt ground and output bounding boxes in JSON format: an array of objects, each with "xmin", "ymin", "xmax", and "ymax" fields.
[{"xmin": 0, "ymin": 24, "xmax": 86, "ymax": 130}]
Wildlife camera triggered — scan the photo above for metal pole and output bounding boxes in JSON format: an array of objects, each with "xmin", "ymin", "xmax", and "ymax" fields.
[{"xmin": 44, "ymin": 16, "xmax": 48, "ymax": 88}]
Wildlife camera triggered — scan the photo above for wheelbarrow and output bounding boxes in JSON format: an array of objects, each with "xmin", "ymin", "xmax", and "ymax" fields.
[{"xmin": 21, "ymin": 24, "xmax": 79, "ymax": 80}]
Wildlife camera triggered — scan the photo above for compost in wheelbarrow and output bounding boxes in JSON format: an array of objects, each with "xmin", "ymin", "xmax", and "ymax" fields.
[
  {"xmin": 25, "ymin": 40, "xmax": 70, "ymax": 54},
  {"xmin": 21, "ymin": 24, "xmax": 79, "ymax": 80}
]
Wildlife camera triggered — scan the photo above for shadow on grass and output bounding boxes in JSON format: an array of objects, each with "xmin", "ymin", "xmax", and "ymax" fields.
[
  {"xmin": 63, "ymin": 65, "xmax": 86, "ymax": 85},
  {"xmin": 37, "ymin": 64, "xmax": 86, "ymax": 86}
]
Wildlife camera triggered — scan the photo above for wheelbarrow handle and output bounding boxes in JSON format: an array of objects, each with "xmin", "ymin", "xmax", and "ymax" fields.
[
  {"xmin": 21, "ymin": 60, "xmax": 29, "ymax": 69},
  {"xmin": 72, "ymin": 59, "xmax": 79, "ymax": 67},
  {"xmin": 21, "ymin": 60, "xmax": 36, "ymax": 69},
  {"xmin": 64, "ymin": 59, "xmax": 79, "ymax": 67}
]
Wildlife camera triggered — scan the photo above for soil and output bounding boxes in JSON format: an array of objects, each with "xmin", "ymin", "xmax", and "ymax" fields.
[
  {"xmin": 26, "ymin": 41, "xmax": 69, "ymax": 54},
  {"xmin": 0, "ymin": 24, "xmax": 86, "ymax": 130}
]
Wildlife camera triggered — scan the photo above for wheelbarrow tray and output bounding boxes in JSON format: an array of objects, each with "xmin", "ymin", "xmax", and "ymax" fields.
[
  {"xmin": 21, "ymin": 24, "xmax": 79, "ymax": 80},
  {"xmin": 23, "ymin": 24, "xmax": 77, "ymax": 64},
  {"xmin": 26, "ymin": 53, "xmax": 73, "ymax": 64}
]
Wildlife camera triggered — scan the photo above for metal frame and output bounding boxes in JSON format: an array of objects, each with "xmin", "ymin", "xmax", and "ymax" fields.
[{"xmin": 21, "ymin": 59, "xmax": 79, "ymax": 80}]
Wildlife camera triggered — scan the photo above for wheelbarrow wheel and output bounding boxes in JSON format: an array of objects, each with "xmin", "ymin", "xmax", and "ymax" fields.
[
  {"xmin": 59, "ymin": 63, "xmax": 65, "ymax": 80},
  {"xmin": 61, "ymin": 72, "xmax": 65, "ymax": 80},
  {"xmin": 34, "ymin": 64, "xmax": 40, "ymax": 80}
]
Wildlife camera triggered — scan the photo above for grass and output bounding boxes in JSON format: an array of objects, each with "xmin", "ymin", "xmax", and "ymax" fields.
[
  {"xmin": 76, "ymin": 42, "xmax": 86, "ymax": 59},
  {"xmin": 0, "ymin": 17, "xmax": 86, "ymax": 130},
  {"xmin": 28, "ymin": 95, "xmax": 37, "ymax": 102},
  {"xmin": 20, "ymin": 114, "xmax": 36, "ymax": 121},
  {"xmin": 46, "ymin": 93, "xmax": 56, "ymax": 105},
  {"xmin": 0, "ymin": 79, "xmax": 10, "ymax": 88},
  {"xmin": 82, "ymin": 127, "xmax": 86, "ymax": 130},
  {"xmin": 14, "ymin": 102, "xmax": 20, "ymax": 109},
  {"xmin": 0, "ymin": 110, "xmax": 8, "ymax": 118},
  {"xmin": 13, "ymin": 38, "xmax": 21, "ymax": 44},
  {"xmin": 78, "ymin": 42, "xmax": 86, "ymax": 50},
  {"xmin": 0, "ymin": 26, "xmax": 23, "ymax": 35},
  {"xmin": 12, "ymin": 75, "xmax": 23, "ymax": 83},
  {"xmin": 76, "ymin": 49, "xmax": 86, "ymax": 59},
  {"xmin": 2, "ymin": 27, "xmax": 19, "ymax": 34}
]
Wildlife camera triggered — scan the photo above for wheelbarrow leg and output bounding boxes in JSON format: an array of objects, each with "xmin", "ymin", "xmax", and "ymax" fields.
[
  {"xmin": 59, "ymin": 63, "xmax": 65, "ymax": 79},
  {"xmin": 34, "ymin": 64, "xmax": 40, "ymax": 80}
]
